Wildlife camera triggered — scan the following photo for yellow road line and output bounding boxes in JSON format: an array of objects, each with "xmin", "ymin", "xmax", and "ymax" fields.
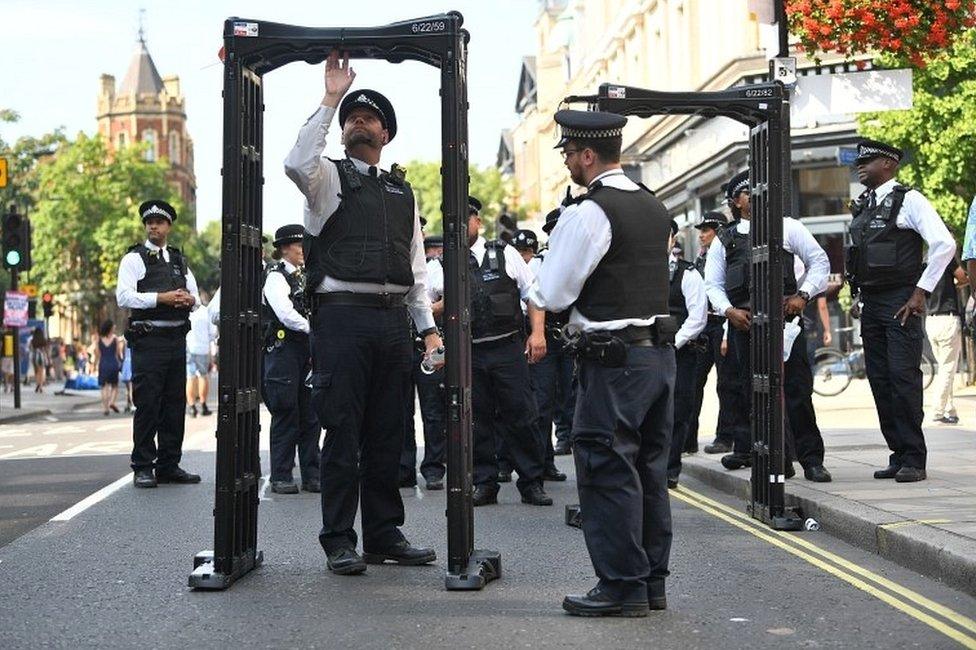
[
  {"xmin": 676, "ymin": 486, "xmax": 976, "ymax": 635},
  {"xmin": 879, "ymin": 519, "xmax": 953, "ymax": 529},
  {"xmin": 670, "ymin": 489, "xmax": 976, "ymax": 649}
]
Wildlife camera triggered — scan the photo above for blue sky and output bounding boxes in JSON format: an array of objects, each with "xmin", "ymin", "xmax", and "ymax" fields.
[{"xmin": 1, "ymin": 0, "xmax": 540, "ymax": 232}]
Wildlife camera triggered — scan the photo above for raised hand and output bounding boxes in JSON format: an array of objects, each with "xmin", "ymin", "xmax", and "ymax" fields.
[{"xmin": 323, "ymin": 50, "xmax": 355, "ymax": 107}]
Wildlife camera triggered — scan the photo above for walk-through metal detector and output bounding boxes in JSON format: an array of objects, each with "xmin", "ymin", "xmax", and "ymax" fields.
[
  {"xmin": 565, "ymin": 82, "xmax": 803, "ymax": 530},
  {"xmin": 190, "ymin": 12, "xmax": 502, "ymax": 591}
]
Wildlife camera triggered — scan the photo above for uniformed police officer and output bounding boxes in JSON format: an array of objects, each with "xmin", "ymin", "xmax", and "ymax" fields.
[
  {"xmin": 428, "ymin": 200, "xmax": 553, "ymax": 507},
  {"xmin": 116, "ymin": 199, "xmax": 201, "ymax": 488},
  {"xmin": 531, "ymin": 110, "xmax": 675, "ymax": 617},
  {"xmin": 704, "ymin": 170, "xmax": 833, "ymax": 483},
  {"xmin": 284, "ymin": 51, "xmax": 442, "ymax": 575},
  {"xmin": 665, "ymin": 220, "xmax": 708, "ymax": 489},
  {"xmin": 262, "ymin": 224, "xmax": 321, "ymax": 495},
  {"xmin": 847, "ymin": 139, "xmax": 955, "ymax": 483}
]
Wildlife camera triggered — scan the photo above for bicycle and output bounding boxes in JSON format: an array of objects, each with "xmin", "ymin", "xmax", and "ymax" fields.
[{"xmin": 812, "ymin": 326, "xmax": 936, "ymax": 397}]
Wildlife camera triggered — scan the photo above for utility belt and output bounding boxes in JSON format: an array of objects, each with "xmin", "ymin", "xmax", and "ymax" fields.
[
  {"xmin": 568, "ymin": 318, "xmax": 677, "ymax": 368},
  {"xmin": 264, "ymin": 326, "xmax": 308, "ymax": 352},
  {"xmin": 707, "ymin": 314, "xmax": 726, "ymax": 324},
  {"xmin": 125, "ymin": 321, "xmax": 190, "ymax": 344},
  {"xmin": 311, "ymin": 291, "xmax": 407, "ymax": 312}
]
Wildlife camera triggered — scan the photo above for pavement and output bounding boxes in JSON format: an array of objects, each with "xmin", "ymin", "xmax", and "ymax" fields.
[
  {"xmin": 0, "ymin": 384, "xmax": 103, "ymax": 423},
  {"xmin": 685, "ymin": 374, "xmax": 976, "ymax": 598}
]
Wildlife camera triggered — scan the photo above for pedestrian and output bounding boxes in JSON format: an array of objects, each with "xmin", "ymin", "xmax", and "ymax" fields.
[
  {"xmin": 94, "ymin": 320, "xmax": 122, "ymax": 415},
  {"xmin": 283, "ymin": 51, "xmax": 442, "ymax": 575},
  {"xmin": 426, "ymin": 198, "xmax": 553, "ymax": 507},
  {"xmin": 1, "ymin": 353, "xmax": 12, "ymax": 392},
  {"xmin": 116, "ymin": 198, "xmax": 202, "ymax": 488},
  {"xmin": 119, "ymin": 337, "xmax": 133, "ymax": 412},
  {"xmin": 704, "ymin": 169, "xmax": 833, "ymax": 483},
  {"xmin": 531, "ymin": 109, "xmax": 675, "ymax": 617},
  {"xmin": 49, "ymin": 338, "xmax": 65, "ymax": 383},
  {"xmin": 186, "ymin": 290, "xmax": 215, "ymax": 417},
  {"xmin": 30, "ymin": 327, "xmax": 48, "ymax": 393},
  {"xmin": 925, "ymin": 255, "xmax": 969, "ymax": 425},
  {"xmin": 261, "ymin": 224, "xmax": 321, "ymax": 495},
  {"xmin": 963, "ymin": 195, "xmax": 976, "ymax": 281},
  {"xmin": 847, "ymin": 140, "xmax": 956, "ymax": 483},
  {"xmin": 665, "ymin": 220, "xmax": 707, "ymax": 489}
]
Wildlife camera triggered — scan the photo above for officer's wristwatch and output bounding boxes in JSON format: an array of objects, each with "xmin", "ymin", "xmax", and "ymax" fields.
[{"xmin": 797, "ymin": 290, "xmax": 811, "ymax": 303}]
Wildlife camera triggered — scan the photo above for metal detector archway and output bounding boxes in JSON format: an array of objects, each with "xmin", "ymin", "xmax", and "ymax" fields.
[
  {"xmin": 565, "ymin": 82, "xmax": 803, "ymax": 531},
  {"xmin": 190, "ymin": 12, "xmax": 501, "ymax": 591}
]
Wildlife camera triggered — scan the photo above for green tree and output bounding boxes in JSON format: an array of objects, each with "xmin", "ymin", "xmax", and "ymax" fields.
[
  {"xmin": 858, "ymin": 28, "xmax": 976, "ymax": 235},
  {"xmin": 183, "ymin": 218, "xmax": 222, "ymax": 295}
]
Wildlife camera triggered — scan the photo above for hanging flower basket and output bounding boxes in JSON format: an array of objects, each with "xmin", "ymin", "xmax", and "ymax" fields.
[{"xmin": 786, "ymin": 0, "xmax": 976, "ymax": 66}]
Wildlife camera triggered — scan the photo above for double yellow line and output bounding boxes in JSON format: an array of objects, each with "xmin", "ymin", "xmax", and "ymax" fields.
[{"xmin": 672, "ymin": 486, "xmax": 976, "ymax": 648}]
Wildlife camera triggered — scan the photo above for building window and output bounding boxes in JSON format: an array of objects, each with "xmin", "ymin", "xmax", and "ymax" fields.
[
  {"xmin": 168, "ymin": 131, "xmax": 181, "ymax": 165},
  {"xmin": 796, "ymin": 166, "xmax": 853, "ymax": 217},
  {"xmin": 142, "ymin": 129, "xmax": 157, "ymax": 162},
  {"xmin": 116, "ymin": 132, "xmax": 127, "ymax": 149}
]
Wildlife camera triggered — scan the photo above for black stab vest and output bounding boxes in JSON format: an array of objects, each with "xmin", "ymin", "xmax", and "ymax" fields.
[
  {"xmin": 262, "ymin": 262, "xmax": 309, "ymax": 345},
  {"xmin": 574, "ymin": 183, "xmax": 670, "ymax": 321},
  {"xmin": 304, "ymin": 158, "xmax": 415, "ymax": 291},
  {"xmin": 129, "ymin": 244, "xmax": 191, "ymax": 323},
  {"xmin": 848, "ymin": 185, "xmax": 922, "ymax": 292},
  {"xmin": 718, "ymin": 222, "xmax": 797, "ymax": 309},
  {"xmin": 470, "ymin": 241, "xmax": 523, "ymax": 340},
  {"xmin": 668, "ymin": 259, "xmax": 695, "ymax": 328}
]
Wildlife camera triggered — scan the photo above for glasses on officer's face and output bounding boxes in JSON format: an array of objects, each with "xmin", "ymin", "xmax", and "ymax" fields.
[{"xmin": 561, "ymin": 148, "xmax": 582, "ymax": 162}]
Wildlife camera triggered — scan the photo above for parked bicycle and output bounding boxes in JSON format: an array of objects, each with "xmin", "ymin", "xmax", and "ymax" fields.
[{"xmin": 812, "ymin": 326, "xmax": 936, "ymax": 397}]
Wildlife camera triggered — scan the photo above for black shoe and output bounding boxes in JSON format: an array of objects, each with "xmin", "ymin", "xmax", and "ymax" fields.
[
  {"xmin": 895, "ymin": 466, "xmax": 927, "ymax": 483},
  {"xmin": 721, "ymin": 452, "xmax": 751, "ymax": 470},
  {"xmin": 543, "ymin": 467, "xmax": 567, "ymax": 482},
  {"xmin": 667, "ymin": 476, "xmax": 679, "ymax": 490},
  {"xmin": 133, "ymin": 469, "xmax": 157, "ymax": 488},
  {"xmin": 326, "ymin": 548, "xmax": 367, "ymax": 575},
  {"xmin": 804, "ymin": 465, "xmax": 832, "ymax": 482},
  {"xmin": 704, "ymin": 439, "xmax": 732, "ymax": 454},
  {"xmin": 155, "ymin": 467, "xmax": 201, "ymax": 484},
  {"xmin": 562, "ymin": 587, "xmax": 649, "ymax": 618},
  {"xmin": 497, "ymin": 471, "xmax": 512, "ymax": 483},
  {"xmin": 363, "ymin": 540, "xmax": 436, "ymax": 565},
  {"xmin": 785, "ymin": 463, "xmax": 796, "ymax": 479},
  {"xmin": 189, "ymin": 404, "xmax": 198, "ymax": 418},
  {"xmin": 553, "ymin": 440, "xmax": 572, "ymax": 456},
  {"xmin": 399, "ymin": 476, "xmax": 417, "ymax": 488},
  {"xmin": 941, "ymin": 415, "xmax": 960, "ymax": 424},
  {"xmin": 472, "ymin": 485, "xmax": 498, "ymax": 507},
  {"xmin": 520, "ymin": 484, "xmax": 553, "ymax": 506},
  {"xmin": 302, "ymin": 480, "xmax": 321, "ymax": 493},
  {"xmin": 271, "ymin": 480, "xmax": 299, "ymax": 494},
  {"xmin": 200, "ymin": 403, "xmax": 213, "ymax": 416},
  {"xmin": 647, "ymin": 580, "xmax": 667, "ymax": 610},
  {"xmin": 874, "ymin": 464, "xmax": 901, "ymax": 479},
  {"xmin": 425, "ymin": 477, "xmax": 444, "ymax": 491}
]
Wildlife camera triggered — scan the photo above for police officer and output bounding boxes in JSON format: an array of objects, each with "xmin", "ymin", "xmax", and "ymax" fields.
[
  {"xmin": 116, "ymin": 199, "xmax": 201, "ymax": 488},
  {"xmin": 531, "ymin": 110, "xmax": 675, "ymax": 617},
  {"xmin": 665, "ymin": 220, "xmax": 707, "ymax": 489},
  {"xmin": 704, "ymin": 170, "xmax": 833, "ymax": 483},
  {"xmin": 847, "ymin": 139, "xmax": 955, "ymax": 482},
  {"xmin": 284, "ymin": 51, "xmax": 441, "ymax": 575},
  {"xmin": 427, "ymin": 199, "xmax": 553, "ymax": 507},
  {"xmin": 262, "ymin": 224, "xmax": 321, "ymax": 495}
]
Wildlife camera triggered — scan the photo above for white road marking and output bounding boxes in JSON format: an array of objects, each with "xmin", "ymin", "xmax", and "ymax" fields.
[
  {"xmin": 60, "ymin": 441, "xmax": 130, "ymax": 455},
  {"xmin": 95, "ymin": 423, "xmax": 128, "ymax": 432},
  {"xmin": 49, "ymin": 473, "xmax": 132, "ymax": 522},
  {"xmin": 0, "ymin": 443, "xmax": 58, "ymax": 459},
  {"xmin": 258, "ymin": 476, "xmax": 271, "ymax": 501},
  {"xmin": 0, "ymin": 431, "xmax": 30, "ymax": 438}
]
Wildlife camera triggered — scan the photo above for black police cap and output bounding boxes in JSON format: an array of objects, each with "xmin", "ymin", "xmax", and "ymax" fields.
[
  {"xmin": 553, "ymin": 109, "xmax": 627, "ymax": 148},
  {"xmin": 513, "ymin": 229, "xmax": 539, "ymax": 252},
  {"xmin": 338, "ymin": 89, "xmax": 397, "ymax": 142},
  {"xmin": 273, "ymin": 224, "xmax": 304, "ymax": 248},
  {"xmin": 468, "ymin": 196, "xmax": 483, "ymax": 215},
  {"xmin": 724, "ymin": 170, "xmax": 750, "ymax": 201},
  {"xmin": 139, "ymin": 199, "xmax": 177, "ymax": 224},
  {"xmin": 855, "ymin": 139, "xmax": 903, "ymax": 164},
  {"xmin": 695, "ymin": 211, "xmax": 728, "ymax": 230},
  {"xmin": 424, "ymin": 234, "xmax": 444, "ymax": 247},
  {"xmin": 542, "ymin": 207, "xmax": 560, "ymax": 234}
]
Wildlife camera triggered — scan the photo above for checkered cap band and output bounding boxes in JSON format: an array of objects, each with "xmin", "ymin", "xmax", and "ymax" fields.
[
  {"xmin": 560, "ymin": 126, "xmax": 623, "ymax": 140},
  {"xmin": 731, "ymin": 178, "xmax": 750, "ymax": 195},
  {"xmin": 142, "ymin": 204, "xmax": 173, "ymax": 220},
  {"xmin": 858, "ymin": 145, "xmax": 899, "ymax": 162}
]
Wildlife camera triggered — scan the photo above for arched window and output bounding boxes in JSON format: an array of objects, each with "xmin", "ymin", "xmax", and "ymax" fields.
[
  {"xmin": 142, "ymin": 129, "xmax": 157, "ymax": 162},
  {"xmin": 168, "ymin": 131, "xmax": 181, "ymax": 165}
]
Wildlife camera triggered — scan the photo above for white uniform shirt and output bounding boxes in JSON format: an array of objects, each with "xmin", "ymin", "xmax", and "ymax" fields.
[
  {"xmin": 116, "ymin": 239, "xmax": 200, "ymax": 327},
  {"xmin": 673, "ymin": 257, "xmax": 708, "ymax": 349},
  {"xmin": 186, "ymin": 306, "xmax": 216, "ymax": 355},
  {"xmin": 704, "ymin": 218, "xmax": 829, "ymax": 316},
  {"xmin": 263, "ymin": 260, "xmax": 311, "ymax": 334},
  {"xmin": 283, "ymin": 105, "xmax": 435, "ymax": 333},
  {"xmin": 208, "ymin": 287, "xmax": 221, "ymax": 327},
  {"xmin": 870, "ymin": 178, "xmax": 956, "ymax": 293},
  {"xmin": 527, "ymin": 170, "xmax": 670, "ymax": 332}
]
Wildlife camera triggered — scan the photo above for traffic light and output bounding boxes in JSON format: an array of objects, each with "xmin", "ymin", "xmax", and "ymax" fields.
[
  {"xmin": 2, "ymin": 205, "xmax": 31, "ymax": 271},
  {"xmin": 42, "ymin": 292, "xmax": 54, "ymax": 318}
]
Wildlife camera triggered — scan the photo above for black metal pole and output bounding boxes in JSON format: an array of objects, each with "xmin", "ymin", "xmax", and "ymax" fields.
[
  {"xmin": 11, "ymin": 268, "xmax": 20, "ymax": 409},
  {"xmin": 776, "ymin": 0, "xmax": 789, "ymax": 57}
]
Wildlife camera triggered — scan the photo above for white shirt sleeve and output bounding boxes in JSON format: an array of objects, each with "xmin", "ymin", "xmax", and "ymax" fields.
[
  {"xmin": 426, "ymin": 259, "xmax": 444, "ymax": 302},
  {"xmin": 527, "ymin": 201, "xmax": 612, "ymax": 311},
  {"xmin": 675, "ymin": 268, "xmax": 708, "ymax": 349},
  {"xmin": 784, "ymin": 218, "xmax": 829, "ymax": 297},
  {"xmin": 283, "ymin": 105, "xmax": 343, "ymax": 237},
  {"xmin": 116, "ymin": 252, "xmax": 156, "ymax": 309},
  {"xmin": 185, "ymin": 266, "xmax": 201, "ymax": 310},
  {"xmin": 208, "ymin": 288, "xmax": 221, "ymax": 326},
  {"xmin": 899, "ymin": 190, "xmax": 956, "ymax": 293},
  {"xmin": 503, "ymin": 245, "xmax": 536, "ymax": 300},
  {"xmin": 703, "ymin": 237, "xmax": 733, "ymax": 315},
  {"xmin": 404, "ymin": 208, "xmax": 436, "ymax": 333},
  {"xmin": 263, "ymin": 272, "xmax": 310, "ymax": 334}
]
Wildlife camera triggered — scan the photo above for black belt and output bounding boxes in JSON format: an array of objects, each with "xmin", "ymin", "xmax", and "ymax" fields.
[
  {"xmin": 707, "ymin": 314, "xmax": 726, "ymax": 324},
  {"xmin": 312, "ymin": 292, "xmax": 407, "ymax": 310}
]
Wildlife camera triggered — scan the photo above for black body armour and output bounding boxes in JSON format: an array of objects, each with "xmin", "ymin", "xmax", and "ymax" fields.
[
  {"xmin": 574, "ymin": 183, "xmax": 671, "ymax": 321},
  {"xmin": 668, "ymin": 259, "xmax": 695, "ymax": 329},
  {"xmin": 470, "ymin": 241, "xmax": 523, "ymax": 340},
  {"xmin": 718, "ymin": 222, "xmax": 797, "ymax": 310},
  {"xmin": 262, "ymin": 262, "xmax": 309, "ymax": 344},
  {"xmin": 129, "ymin": 244, "xmax": 191, "ymax": 323},
  {"xmin": 847, "ymin": 185, "xmax": 922, "ymax": 292},
  {"xmin": 304, "ymin": 158, "xmax": 415, "ymax": 291}
]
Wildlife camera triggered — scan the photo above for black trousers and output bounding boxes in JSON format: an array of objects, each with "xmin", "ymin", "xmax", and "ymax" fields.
[
  {"xmin": 472, "ymin": 336, "xmax": 545, "ymax": 492},
  {"xmin": 861, "ymin": 286, "xmax": 926, "ymax": 469},
  {"xmin": 667, "ymin": 345, "xmax": 701, "ymax": 479},
  {"xmin": 689, "ymin": 318, "xmax": 735, "ymax": 444},
  {"xmin": 573, "ymin": 344, "xmax": 675, "ymax": 601},
  {"xmin": 310, "ymin": 304, "xmax": 411, "ymax": 553},
  {"xmin": 727, "ymin": 321, "xmax": 826, "ymax": 468},
  {"xmin": 263, "ymin": 336, "xmax": 320, "ymax": 483},
  {"xmin": 529, "ymin": 336, "xmax": 574, "ymax": 470},
  {"xmin": 130, "ymin": 334, "xmax": 186, "ymax": 472},
  {"xmin": 400, "ymin": 346, "xmax": 447, "ymax": 482}
]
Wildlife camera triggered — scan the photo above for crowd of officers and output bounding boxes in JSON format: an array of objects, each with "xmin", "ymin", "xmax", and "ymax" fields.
[{"xmin": 114, "ymin": 51, "xmax": 958, "ymax": 617}]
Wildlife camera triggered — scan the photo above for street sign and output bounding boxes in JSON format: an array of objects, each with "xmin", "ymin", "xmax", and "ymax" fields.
[
  {"xmin": 838, "ymin": 147, "xmax": 859, "ymax": 166},
  {"xmin": 772, "ymin": 57, "xmax": 797, "ymax": 87},
  {"xmin": 20, "ymin": 283, "xmax": 37, "ymax": 298},
  {"xmin": 791, "ymin": 68, "xmax": 913, "ymax": 126},
  {"xmin": 0, "ymin": 157, "xmax": 7, "ymax": 189},
  {"xmin": 3, "ymin": 290, "xmax": 28, "ymax": 327}
]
